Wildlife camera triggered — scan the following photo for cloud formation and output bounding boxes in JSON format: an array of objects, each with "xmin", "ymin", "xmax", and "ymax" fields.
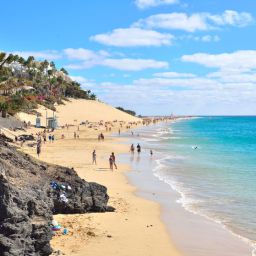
[
  {"xmin": 153, "ymin": 71, "xmax": 197, "ymax": 78},
  {"xmin": 181, "ymin": 50, "xmax": 256, "ymax": 71},
  {"xmin": 102, "ymin": 58, "xmax": 168, "ymax": 71},
  {"xmin": 90, "ymin": 28, "xmax": 174, "ymax": 47},
  {"xmin": 88, "ymin": 49, "xmax": 256, "ymax": 115},
  {"xmin": 11, "ymin": 50, "xmax": 61, "ymax": 60},
  {"xmin": 135, "ymin": 10, "xmax": 253, "ymax": 32},
  {"xmin": 135, "ymin": 0, "xmax": 179, "ymax": 9},
  {"xmin": 64, "ymin": 48, "xmax": 109, "ymax": 60},
  {"xmin": 64, "ymin": 48, "xmax": 169, "ymax": 71}
]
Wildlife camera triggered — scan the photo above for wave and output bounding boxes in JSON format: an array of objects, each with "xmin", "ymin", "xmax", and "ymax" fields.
[{"xmin": 152, "ymin": 155, "xmax": 256, "ymax": 256}]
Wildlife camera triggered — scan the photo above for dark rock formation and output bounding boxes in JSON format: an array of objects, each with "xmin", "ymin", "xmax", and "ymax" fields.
[{"xmin": 0, "ymin": 136, "xmax": 113, "ymax": 256}]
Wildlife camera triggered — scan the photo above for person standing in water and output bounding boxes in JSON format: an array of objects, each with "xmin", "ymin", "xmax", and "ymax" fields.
[
  {"xmin": 130, "ymin": 144, "xmax": 135, "ymax": 154},
  {"xmin": 150, "ymin": 149, "xmax": 153, "ymax": 157},
  {"xmin": 137, "ymin": 144, "xmax": 141, "ymax": 154},
  {"xmin": 92, "ymin": 150, "xmax": 97, "ymax": 165}
]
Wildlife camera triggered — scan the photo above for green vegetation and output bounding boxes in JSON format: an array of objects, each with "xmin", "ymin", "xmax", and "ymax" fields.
[
  {"xmin": 116, "ymin": 107, "xmax": 136, "ymax": 116},
  {"xmin": 0, "ymin": 52, "xmax": 96, "ymax": 116}
]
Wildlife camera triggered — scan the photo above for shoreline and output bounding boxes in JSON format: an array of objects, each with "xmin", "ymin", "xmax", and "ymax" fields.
[
  {"xmin": 121, "ymin": 121, "xmax": 253, "ymax": 256},
  {"xmin": 19, "ymin": 123, "xmax": 182, "ymax": 256},
  {"xmin": 9, "ymin": 113, "xmax": 254, "ymax": 256}
]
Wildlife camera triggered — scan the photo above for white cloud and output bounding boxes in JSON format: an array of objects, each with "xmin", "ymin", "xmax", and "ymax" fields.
[
  {"xmin": 90, "ymin": 49, "xmax": 256, "ymax": 115},
  {"xmin": 70, "ymin": 75, "xmax": 96, "ymax": 89},
  {"xmin": 102, "ymin": 58, "xmax": 169, "ymax": 71},
  {"xmin": 91, "ymin": 75, "xmax": 256, "ymax": 115},
  {"xmin": 135, "ymin": 0, "xmax": 179, "ymax": 9},
  {"xmin": 134, "ymin": 10, "xmax": 253, "ymax": 32},
  {"xmin": 179, "ymin": 34, "xmax": 220, "ymax": 43},
  {"xmin": 70, "ymin": 76, "xmax": 90, "ymax": 84},
  {"xmin": 208, "ymin": 10, "xmax": 254, "ymax": 27},
  {"xmin": 181, "ymin": 50, "xmax": 256, "ymax": 72},
  {"xmin": 63, "ymin": 48, "xmax": 109, "ymax": 60},
  {"xmin": 134, "ymin": 76, "xmax": 219, "ymax": 88},
  {"xmin": 65, "ymin": 49, "xmax": 169, "ymax": 71},
  {"xmin": 135, "ymin": 13, "xmax": 208, "ymax": 32},
  {"xmin": 154, "ymin": 71, "xmax": 196, "ymax": 78},
  {"xmin": 63, "ymin": 48, "xmax": 111, "ymax": 69},
  {"xmin": 207, "ymin": 71, "xmax": 256, "ymax": 83},
  {"xmin": 201, "ymin": 35, "xmax": 220, "ymax": 42},
  {"xmin": 11, "ymin": 50, "xmax": 61, "ymax": 60},
  {"xmin": 90, "ymin": 28, "xmax": 174, "ymax": 47}
]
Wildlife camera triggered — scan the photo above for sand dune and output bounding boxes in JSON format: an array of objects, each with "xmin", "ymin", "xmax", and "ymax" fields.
[{"xmin": 16, "ymin": 99, "xmax": 140, "ymax": 127}]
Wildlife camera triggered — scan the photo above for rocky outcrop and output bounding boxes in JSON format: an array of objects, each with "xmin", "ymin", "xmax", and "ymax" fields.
[{"xmin": 0, "ymin": 136, "xmax": 113, "ymax": 256}]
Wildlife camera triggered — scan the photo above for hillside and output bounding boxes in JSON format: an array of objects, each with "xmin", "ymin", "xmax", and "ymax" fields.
[
  {"xmin": 17, "ymin": 99, "xmax": 140, "ymax": 126},
  {"xmin": 0, "ymin": 52, "xmax": 96, "ymax": 116}
]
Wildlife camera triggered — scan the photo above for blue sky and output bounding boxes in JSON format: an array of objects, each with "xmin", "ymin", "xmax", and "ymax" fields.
[{"xmin": 1, "ymin": 0, "xmax": 256, "ymax": 115}]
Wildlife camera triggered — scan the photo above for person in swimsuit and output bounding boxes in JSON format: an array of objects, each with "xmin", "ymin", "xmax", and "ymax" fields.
[
  {"xmin": 109, "ymin": 155, "xmax": 113, "ymax": 170},
  {"xmin": 137, "ymin": 144, "xmax": 141, "ymax": 154},
  {"xmin": 111, "ymin": 152, "xmax": 117, "ymax": 169},
  {"xmin": 92, "ymin": 150, "xmax": 97, "ymax": 165}
]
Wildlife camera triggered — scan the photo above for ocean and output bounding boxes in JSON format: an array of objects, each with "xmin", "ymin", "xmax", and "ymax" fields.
[{"xmin": 123, "ymin": 117, "xmax": 256, "ymax": 255}]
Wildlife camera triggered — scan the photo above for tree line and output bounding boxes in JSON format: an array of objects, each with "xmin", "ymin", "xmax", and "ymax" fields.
[{"xmin": 0, "ymin": 52, "xmax": 96, "ymax": 117}]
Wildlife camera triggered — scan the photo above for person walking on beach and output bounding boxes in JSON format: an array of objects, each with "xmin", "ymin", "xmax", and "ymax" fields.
[
  {"xmin": 36, "ymin": 140, "xmax": 41, "ymax": 157},
  {"xmin": 43, "ymin": 134, "xmax": 46, "ymax": 143},
  {"xmin": 111, "ymin": 152, "xmax": 117, "ymax": 169},
  {"xmin": 137, "ymin": 143, "xmax": 141, "ymax": 154},
  {"xmin": 109, "ymin": 155, "xmax": 114, "ymax": 170},
  {"xmin": 130, "ymin": 144, "xmax": 135, "ymax": 154},
  {"xmin": 48, "ymin": 134, "xmax": 52, "ymax": 142},
  {"xmin": 92, "ymin": 150, "xmax": 97, "ymax": 165}
]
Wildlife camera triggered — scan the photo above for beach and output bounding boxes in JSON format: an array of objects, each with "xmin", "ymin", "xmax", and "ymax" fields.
[
  {"xmin": 5, "ymin": 100, "xmax": 254, "ymax": 256},
  {"xmin": 19, "ymin": 123, "xmax": 180, "ymax": 256}
]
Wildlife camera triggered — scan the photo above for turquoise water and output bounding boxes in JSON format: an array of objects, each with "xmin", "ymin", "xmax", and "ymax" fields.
[{"xmin": 140, "ymin": 117, "xmax": 256, "ymax": 252}]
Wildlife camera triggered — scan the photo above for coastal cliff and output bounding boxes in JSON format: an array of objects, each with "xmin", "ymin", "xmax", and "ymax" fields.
[{"xmin": 0, "ymin": 135, "xmax": 113, "ymax": 256}]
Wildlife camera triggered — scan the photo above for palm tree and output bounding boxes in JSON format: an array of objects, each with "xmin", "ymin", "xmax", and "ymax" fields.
[
  {"xmin": 25, "ymin": 56, "xmax": 35, "ymax": 67},
  {"xmin": 60, "ymin": 67, "xmax": 68, "ymax": 75},
  {"xmin": 0, "ymin": 53, "xmax": 15, "ymax": 69},
  {"xmin": 18, "ymin": 56, "xmax": 25, "ymax": 65},
  {"xmin": 50, "ymin": 61, "xmax": 56, "ymax": 70},
  {"xmin": 0, "ymin": 52, "xmax": 6, "ymax": 63},
  {"xmin": 89, "ymin": 93, "xmax": 96, "ymax": 100}
]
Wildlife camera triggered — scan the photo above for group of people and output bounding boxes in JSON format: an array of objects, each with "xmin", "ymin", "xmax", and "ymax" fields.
[
  {"xmin": 109, "ymin": 152, "xmax": 117, "ymax": 170},
  {"xmin": 48, "ymin": 134, "xmax": 55, "ymax": 142},
  {"xmin": 130, "ymin": 143, "xmax": 141, "ymax": 154},
  {"xmin": 34, "ymin": 130, "xmax": 55, "ymax": 157},
  {"xmin": 92, "ymin": 150, "xmax": 117, "ymax": 171},
  {"xmin": 130, "ymin": 143, "xmax": 153, "ymax": 157},
  {"xmin": 98, "ymin": 133, "xmax": 105, "ymax": 141},
  {"xmin": 74, "ymin": 132, "xmax": 79, "ymax": 139}
]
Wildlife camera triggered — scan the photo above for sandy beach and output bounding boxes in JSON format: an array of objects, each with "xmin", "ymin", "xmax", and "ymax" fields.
[{"xmin": 14, "ymin": 100, "xmax": 181, "ymax": 256}]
